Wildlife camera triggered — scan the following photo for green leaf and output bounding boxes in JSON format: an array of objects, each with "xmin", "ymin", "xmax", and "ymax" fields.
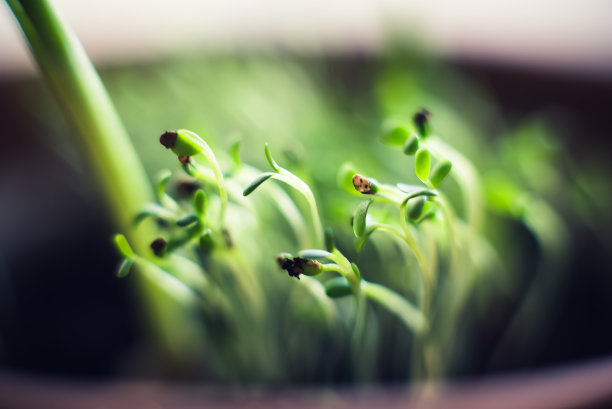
[
  {"xmin": 193, "ymin": 190, "xmax": 206, "ymax": 216},
  {"xmin": 353, "ymin": 198, "xmax": 374, "ymax": 237},
  {"xmin": 324, "ymin": 276, "xmax": 352, "ymax": 298},
  {"xmin": 403, "ymin": 132, "xmax": 419, "ymax": 156},
  {"xmin": 155, "ymin": 169, "xmax": 172, "ymax": 200},
  {"xmin": 177, "ymin": 214, "xmax": 199, "ymax": 227},
  {"xmin": 417, "ymin": 208, "xmax": 437, "ymax": 224},
  {"xmin": 113, "ymin": 234, "xmax": 134, "ymax": 258},
  {"xmin": 379, "ymin": 119, "xmax": 411, "ymax": 146},
  {"xmin": 243, "ymin": 173, "xmax": 274, "ymax": 196},
  {"xmin": 298, "ymin": 249, "xmax": 334, "ymax": 259},
  {"xmin": 133, "ymin": 203, "xmax": 177, "ymax": 226},
  {"xmin": 199, "ymin": 229, "xmax": 215, "ymax": 253},
  {"xmin": 415, "ymin": 148, "xmax": 431, "ymax": 182},
  {"xmin": 324, "ymin": 227, "xmax": 335, "ymax": 252},
  {"xmin": 264, "ymin": 143, "xmax": 280, "ymax": 172},
  {"xmin": 354, "ymin": 226, "xmax": 376, "ymax": 252},
  {"xmin": 407, "ymin": 196, "xmax": 426, "ymax": 220},
  {"xmin": 229, "ymin": 139, "xmax": 242, "ymax": 168},
  {"xmin": 117, "ymin": 258, "xmax": 134, "ymax": 278},
  {"xmin": 429, "ymin": 160, "xmax": 452, "ymax": 187}
]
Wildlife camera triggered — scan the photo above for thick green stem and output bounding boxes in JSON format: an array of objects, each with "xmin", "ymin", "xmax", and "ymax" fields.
[
  {"xmin": 6, "ymin": 0, "xmax": 200, "ymax": 361},
  {"xmin": 7, "ymin": 0, "xmax": 152, "ymax": 235}
]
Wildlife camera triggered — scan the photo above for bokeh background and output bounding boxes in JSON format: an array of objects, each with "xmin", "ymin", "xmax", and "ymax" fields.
[{"xmin": 1, "ymin": 0, "xmax": 612, "ymax": 385}]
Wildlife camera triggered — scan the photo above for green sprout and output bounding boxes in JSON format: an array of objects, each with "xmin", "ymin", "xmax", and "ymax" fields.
[
  {"xmin": 243, "ymin": 146, "xmax": 429, "ymax": 341},
  {"xmin": 243, "ymin": 143, "xmax": 324, "ymax": 247}
]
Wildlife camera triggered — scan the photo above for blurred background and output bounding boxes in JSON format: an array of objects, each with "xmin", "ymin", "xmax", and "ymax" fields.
[{"xmin": 1, "ymin": 0, "xmax": 612, "ymax": 387}]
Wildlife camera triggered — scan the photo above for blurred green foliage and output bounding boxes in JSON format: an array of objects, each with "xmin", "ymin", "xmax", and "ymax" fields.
[{"xmin": 22, "ymin": 52, "xmax": 612, "ymax": 383}]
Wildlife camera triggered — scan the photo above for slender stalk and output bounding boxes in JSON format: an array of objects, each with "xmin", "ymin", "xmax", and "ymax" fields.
[
  {"xmin": 426, "ymin": 136, "xmax": 483, "ymax": 231},
  {"xmin": 181, "ymin": 133, "xmax": 228, "ymax": 226},
  {"xmin": 361, "ymin": 280, "xmax": 428, "ymax": 334},
  {"xmin": 399, "ymin": 201, "xmax": 433, "ymax": 294}
]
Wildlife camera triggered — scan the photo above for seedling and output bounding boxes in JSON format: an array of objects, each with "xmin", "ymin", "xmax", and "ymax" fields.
[{"xmin": 243, "ymin": 142, "xmax": 430, "ymax": 340}]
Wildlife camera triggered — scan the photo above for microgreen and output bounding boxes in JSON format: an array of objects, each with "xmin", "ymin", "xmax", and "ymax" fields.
[{"xmin": 243, "ymin": 143, "xmax": 324, "ymax": 247}]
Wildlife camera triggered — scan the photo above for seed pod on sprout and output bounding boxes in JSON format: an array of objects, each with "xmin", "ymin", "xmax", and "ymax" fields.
[
  {"xmin": 150, "ymin": 238, "xmax": 167, "ymax": 257},
  {"xmin": 160, "ymin": 129, "xmax": 205, "ymax": 157},
  {"xmin": 276, "ymin": 254, "xmax": 322, "ymax": 279},
  {"xmin": 413, "ymin": 108, "xmax": 431, "ymax": 138},
  {"xmin": 178, "ymin": 155, "xmax": 191, "ymax": 165},
  {"xmin": 352, "ymin": 174, "xmax": 379, "ymax": 195}
]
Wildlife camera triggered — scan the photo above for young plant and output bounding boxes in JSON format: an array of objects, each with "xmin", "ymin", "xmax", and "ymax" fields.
[
  {"xmin": 243, "ymin": 145, "xmax": 428, "ymax": 343},
  {"xmin": 243, "ymin": 143, "xmax": 324, "ymax": 247},
  {"xmin": 337, "ymin": 109, "xmax": 502, "ymax": 378}
]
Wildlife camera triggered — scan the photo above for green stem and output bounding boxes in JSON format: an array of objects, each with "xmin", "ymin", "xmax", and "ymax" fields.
[
  {"xmin": 271, "ymin": 171, "xmax": 324, "ymax": 248},
  {"xmin": 6, "ymin": 0, "xmax": 153, "ymax": 235},
  {"xmin": 361, "ymin": 280, "xmax": 428, "ymax": 334},
  {"xmin": 182, "ymin": 134, "xmax": 228, "ymax": 226},
  {"xmin": 426, "ymin": 137, "xmax": 483, "ymax": 231},
  {"xmin": 399, "ymin": 201, "xmax": 433, "ymax": 296},
  {"xmin": 6, "ymin": 0, "xmax": 202, "ymax": 361},
  {"xmin": 431, "ymin": 194, "xmax": 459, "ymax": 275}
]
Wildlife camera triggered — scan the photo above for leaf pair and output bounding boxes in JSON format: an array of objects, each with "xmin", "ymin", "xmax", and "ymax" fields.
[{"xmin": 415, "ymin": 149, "xmax": 452, "ymax": 187}]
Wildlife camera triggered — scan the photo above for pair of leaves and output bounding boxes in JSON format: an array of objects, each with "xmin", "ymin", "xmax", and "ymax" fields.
[
  {"xmin": 242, "ymin": 144, "xmax": 281, "ymax": 197},
  {"xmin": 414, "ymin": 148, "xmax": 453, "ymax": 188}
]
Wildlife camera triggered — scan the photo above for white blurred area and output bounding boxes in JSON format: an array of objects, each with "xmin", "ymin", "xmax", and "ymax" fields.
[{"xmin": 1, "ymin": 0, "xmax": 611, "ymax": 77}]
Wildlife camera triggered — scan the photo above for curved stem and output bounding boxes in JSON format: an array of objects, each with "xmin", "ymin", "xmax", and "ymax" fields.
[
  {"xmin": 431, "ymin": 194, "xmax": 459, "ymax": 276},
  {"xmin": 426, "ymin": 136, "xmax": 483, "ymax": 232},
  {"xmin": 187, "ymin": 156, "xmax": 227, "ymax": 228},
  {"xmin": 298, "ymin": 276, "xmax": 337, "ymax": 323},
  {"xmin": 270, "ymin": 171, "xmax": 323, "ymax": 248},
  {"xmin": 399, "ymin": 201, "xmax": 433, "ymax": 296},
  {"xmin": 5, "ymin": 0, "xmax": 208, "ymax": 360},
  {"xmin": 361, "ymin": 280, "xmax": 428, "ymax": 334}
]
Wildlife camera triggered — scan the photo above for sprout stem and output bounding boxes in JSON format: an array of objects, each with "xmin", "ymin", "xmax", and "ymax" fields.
[{"xmin": 361, "ymin": 280, "xmax": 428, "ymax": 334}]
